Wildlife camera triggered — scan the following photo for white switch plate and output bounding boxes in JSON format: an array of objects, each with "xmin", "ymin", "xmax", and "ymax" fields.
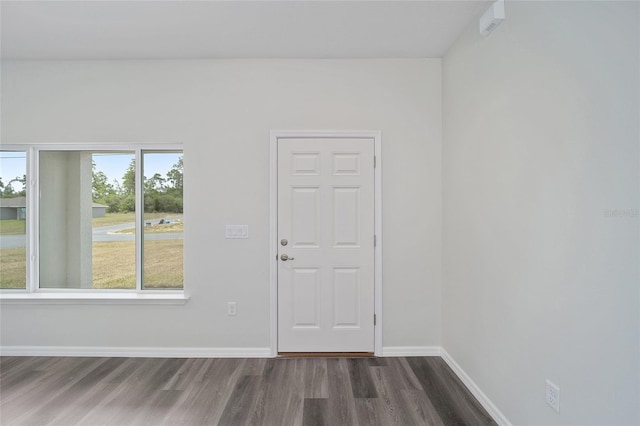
[{"xmin": 225, "ymin": 225, "xmax": 249, "ymax": 239}]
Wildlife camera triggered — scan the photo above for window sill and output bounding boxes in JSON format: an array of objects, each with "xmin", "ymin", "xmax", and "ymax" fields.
[{"xmin": 0, "ymin": 292, "xmax": 189, "ymax": 305}]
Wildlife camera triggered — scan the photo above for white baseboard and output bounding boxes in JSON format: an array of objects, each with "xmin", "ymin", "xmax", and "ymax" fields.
[
  {"xmin": 440, "ymin": 349, "xmax": 512, "ymax": 426},
  {"xmin": 0, "ymin": 346, "xmax": 272, "ymax": 358},
  {"xmin": 381, "ymin": 346, "xmax": 441, "ymax": 357}
]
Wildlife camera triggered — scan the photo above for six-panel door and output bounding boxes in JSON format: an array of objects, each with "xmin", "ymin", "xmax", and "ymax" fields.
[{"xmin": 277, "ymin": 138, "xmax": 375, "ymax": 352}]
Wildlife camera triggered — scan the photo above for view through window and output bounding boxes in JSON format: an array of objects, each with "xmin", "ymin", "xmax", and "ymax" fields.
[
  {"xmin": 0, "ymin": 148, "xmax": 184, "ymax": 291},
  {"xmin": 0, "ymin": 151, "xmax": 27, "ymax": 289},
  {"xmin": 0, "ymin": 149, "xmax": 184, "ymax": 289},
  {"xmin": 35, "ymin": 149, "xmax": 183, "ymax": 290},
  {"xmin": 91, "ymin": 152, "xmax": 137, "ymax": 288},
  {"xmin": 143, "ymin": 152, "xmax": 184, "ymax": 289}
]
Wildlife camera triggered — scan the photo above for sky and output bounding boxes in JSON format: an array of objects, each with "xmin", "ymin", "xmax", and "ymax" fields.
[
  {"xmin": 0, "ymin": 152, "xmax": 26, "ymax": 192},
  {"xmin": 0, "ymin": 151, "xmax": 182, "ymax": 193},
  {"xmin": 92, "ymin": 152, "xmax": 182, "ymax": 185}
]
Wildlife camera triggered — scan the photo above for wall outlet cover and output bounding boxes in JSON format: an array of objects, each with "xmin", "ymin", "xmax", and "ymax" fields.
[
  {"xmin": 546, "ymin": 379, "xmax": 560, "ymax": 413},
  {"xmin": 227, "ymin": 302, "xmax": 237, "ymax": 316}
]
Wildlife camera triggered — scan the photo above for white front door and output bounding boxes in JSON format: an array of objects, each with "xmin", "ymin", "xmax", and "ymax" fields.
[{"xmin": 277, "ymin": 137, "xmax": 375, "ymax": 352}]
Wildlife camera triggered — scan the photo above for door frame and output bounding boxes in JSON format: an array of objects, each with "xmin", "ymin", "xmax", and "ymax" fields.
[{"xmin": 269, "ymin": 131, "xmax": 383, "ymax": 357}]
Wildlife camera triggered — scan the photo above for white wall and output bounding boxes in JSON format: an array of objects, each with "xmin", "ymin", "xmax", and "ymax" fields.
[
  {"xmin": 0, "ymin": 59, "xmax": 442, "ymax": 350},
  {"xmin": 443, "ymin": 2, "xmax": 639, "ymax": 424}
]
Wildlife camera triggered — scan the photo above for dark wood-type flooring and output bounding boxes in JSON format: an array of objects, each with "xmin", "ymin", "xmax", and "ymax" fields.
[{"xmin": 0, "ymin": 356, "xmax": 496, "ymax": 425}]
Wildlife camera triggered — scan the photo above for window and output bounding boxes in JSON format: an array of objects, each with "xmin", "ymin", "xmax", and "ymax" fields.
[
  {"xmin": 39, "ymin": 151, "xmax": 138, "ymax": 289},
  {"xmin": 142, "ymin": 152, "xmax": 184, "ymax": 289},
  {"xmin": 0, "ymin": 146, "xmax": 184, "ymax": 296}
]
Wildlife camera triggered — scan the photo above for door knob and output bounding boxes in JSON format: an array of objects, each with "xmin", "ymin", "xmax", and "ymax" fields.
[{"xmin": 280, "ymin": 254, "xmax": 295, "ymax": 261}]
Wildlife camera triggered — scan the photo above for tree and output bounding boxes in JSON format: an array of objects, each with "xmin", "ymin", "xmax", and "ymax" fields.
[
  {"xmin": 2, "ymin": 175, "xmax": 27, "ymax": 197},
  {"xmin": 157, "ymin": 194, "xmax": 182, "ymax": 213},
  {"xmin": 122, "ymin": 159, "xmax": 136, "ymax": 195},
  {"xmin": 17, "ymin": 175, "xmax": 27, "ymax": 196},
  {"xmin": 92, "ymin": 170, "xmax": 114, "ymax": 200},
  {"xmin": 112, "ymin": 179, "xmax": 122, "ymax": 195},
  {"xmin": 145, "ymin": 173, "xmax": 166, "ymax": 193},
  {"xmin": 166, "ymin": 156, "xmax": 183, "ymax": 193},
  {"xmin": 2, "ymin": 181, "xmax": 14, "ymax": 197},
  {"xmin": 92, "ymin": 160, "xmax": 119, "ymax": 211},
  {"xmin": 102, "ymin": 194, "xmax": 122, "ymax": 213},
  {"xmin": 119, "ymin": 194, "xmax": 135, "ymax": 212}
]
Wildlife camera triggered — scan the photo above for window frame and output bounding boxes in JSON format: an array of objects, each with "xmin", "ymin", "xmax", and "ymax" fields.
[{"xmin": 0, "ymin": 144, "xmax": 187, "ymax": 304}]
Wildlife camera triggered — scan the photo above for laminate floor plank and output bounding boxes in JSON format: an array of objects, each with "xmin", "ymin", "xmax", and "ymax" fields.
[
  {"xmin": 49, "ymin": 359, "xmax": 150, "ymax": 426},
  {"xmin": 162, "ymin": 358, "xmax": 244, "ymax": 426},
  {"xmin": 158, "ymin": 359, "xmax": 216, "ymax": 425},
  {"xmin": 1, "ymin": 357, "xmax": 108, "ymax": 425},
  {"xmin": 326, "ymin": 358, "xmax": 359, "ymax": 426},
  {"xmin": 48, "ymin": 382, "xmax": 122, "ymax": 426},
  {"xmin": 400, "ymin": 389, "xmax": 447, "ymax": 426},
  {"xmin": 251, "ymin": 358, "xmax": 304, "ymax": 426},
  {"xmin": 131, "ymin": 389, "xmax": 183, "ymax": 426},
  {"xmin": 0, "ymin": 369, "xmax": 47, "ymax": 399},
  {"xmin": 387, "ymin": 357, "xmax": 424, "ymax": 391},
  {"xmin": 425, "ymin": 357, "xmax": 496, "ymax": 425},
  {"xmin": 407, "ymin": 357, "xmax": 498, "ymax": 426},
  {"xmin": 26, "ymin": 358, "xmax": 126, "ymax": 426},
  {"xmin": 76, "ymin": 358, "xmax": 174, "ymax": 426},
  {"xmin": 63, "ymin": 358, "xmax": 150, "ymax": 426},
  {"xmin": 370, "ymin": 365, "xmax": 417, "ymax": 426},
  {"xmin": 241, "ymin": 358, "xmax": 268, "ymax": 377},
  {"xmin": 303, "ymin": 358, "xmax": 328, "ymax": 399},
  {"xmin": 365, "ymin": 357, "xmax": 387, "ymax": 366},
  {"xmin": 0, "ymin": 356, "xmax": 39, "ymax": 380},
  {"xmin": 215, "ymin": 375, "xmax": 263, "ymax": 426},
  {"xmin": 302, "ymin": 398, "xmax": 329, "ymax": 426},
  {"xmin": 0, "ymin": 355, "xmax": 27, "ymax": 372},
  {"xmin": 0, "ymin": 355, "xmax": 496, "ymax": 426},
  {"xmin": 406, "ymin": 357, "xmax": 469, "ymax": 424},
  {"xmin": 161, "ymin": 357, "xmax": 198, "ymax": 391},
  {"xmin": 145, "ymin": 358, "xmax": 187, "ymax": 391},
  {"xmin": 347, "ymin": 358, "xmax": 378, "ymax": 398},
  {"xmin": 106, "ymin": 358, "xmax": 147, "ymax": 385},
  {"xmin": 354, "ymin": 397, "xmax": 391, "ymax": 426}
]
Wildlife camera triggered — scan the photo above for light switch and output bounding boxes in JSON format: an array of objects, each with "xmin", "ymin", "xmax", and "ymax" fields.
[{"xmin": 225, "ymin": 225, "xmax": 249, "ymax": 239}]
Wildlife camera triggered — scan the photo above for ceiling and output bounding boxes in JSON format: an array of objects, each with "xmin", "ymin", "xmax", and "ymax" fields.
[{"xmin": 0, "ymin": 1, "xmax": 490, "ymax": 60}]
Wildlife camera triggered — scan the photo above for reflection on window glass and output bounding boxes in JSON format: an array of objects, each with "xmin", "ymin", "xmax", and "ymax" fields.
[
  {"xmin": 0, "ymin": 151, "xmax": 27, "ymax": 289},
  {"xmin": 142, "ymin": 152, "xmax": 183, "ymax": 289},
  {"xmin": 39, "ymin": 151, "xmax": 136, "ymax": 289}
]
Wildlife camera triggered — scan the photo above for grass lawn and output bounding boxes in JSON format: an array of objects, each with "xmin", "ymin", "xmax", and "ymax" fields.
[
  {"xmin": 0, "ymin": 220, "xmax": 26, "ymax": 236},
  {"xmin": 91, "ymin": 241, "xmax": 136, "ymax": 288},
  {"xmin": 92, "ymin": 212, "xmax": 175, "ymax": 228},
  {"xmin": 116, "ymin": 221, "xmax": 183, "ymax": 235},
  {"xmin": 0, "ymin": 213, "xmax": 180, "ymax": 233},
  {"xmin": 0, "ymin": 240, "xmax": 183, "ymax": 289},
  {"xmin": 0, "ymin": 247, "xmax": 27, "ymax": 288},
  {"xmin": 92, "ymin": 239, "xmax": 184, "ymax": 289},
  {"xmin": 143, "ymin": 240, "xmax": 184, "ymax": 288}
]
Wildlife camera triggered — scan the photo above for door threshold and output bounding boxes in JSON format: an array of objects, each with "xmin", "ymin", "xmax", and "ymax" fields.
[{"xmin": 278, "ymin": 352, "xmax": 374, "ymax": 358}]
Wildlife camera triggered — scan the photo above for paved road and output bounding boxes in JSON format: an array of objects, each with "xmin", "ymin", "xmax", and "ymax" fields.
[
  {"xmin": 0, "ymin": 234, "xmax": 26, "ymax": 249},
  {"xmin": 0, "ymin": 215, "xmax": 183, "ymax": 249},
  {"xmin": 92, "ymin": 232, "xmax": 184, "ymax": 242}
]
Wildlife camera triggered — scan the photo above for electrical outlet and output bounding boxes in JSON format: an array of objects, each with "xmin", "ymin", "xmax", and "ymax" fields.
[
  {"xmin": 546, "ymin": 380, "xmax": 560, "ymax": 413},
  {"xmin": 227, "ymin": 302, "xmax": 237, "ymax": 316}
]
